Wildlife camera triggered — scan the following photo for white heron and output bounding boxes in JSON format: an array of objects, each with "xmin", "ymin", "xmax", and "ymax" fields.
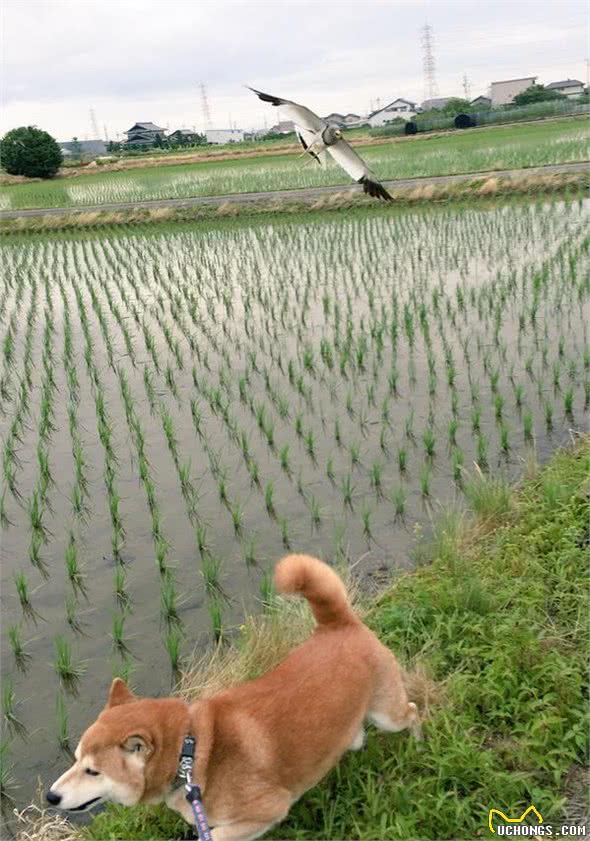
[{"xmin": 248, "ymin": 87, "xmax": 392, "ymax": 201}]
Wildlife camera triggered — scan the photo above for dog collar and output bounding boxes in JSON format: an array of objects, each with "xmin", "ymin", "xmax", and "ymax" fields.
[{"xmin": 175, "ymin": 734, "xmax": 196, "ymax": 787}]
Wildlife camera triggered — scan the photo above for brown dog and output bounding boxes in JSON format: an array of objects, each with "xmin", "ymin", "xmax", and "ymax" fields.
[{"xmin": 47, "ymin": 554, "xmax": 421, "ymax": 840}]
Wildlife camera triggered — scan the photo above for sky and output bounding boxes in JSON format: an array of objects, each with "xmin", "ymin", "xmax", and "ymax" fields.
[{"xmin": 1, "ymin": 0, "xmax": 588, "ymax": 142}]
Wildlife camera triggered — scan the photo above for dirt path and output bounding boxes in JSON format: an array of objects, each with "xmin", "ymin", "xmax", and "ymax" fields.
[{"xmin": 1, "ymin": 161, "xmax": 588, "ymax": 219}]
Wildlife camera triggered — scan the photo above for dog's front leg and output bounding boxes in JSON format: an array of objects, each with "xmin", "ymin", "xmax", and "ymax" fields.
[{"xmin": 211, "ymin": 819, "xmax": 278, "ymax": 841}]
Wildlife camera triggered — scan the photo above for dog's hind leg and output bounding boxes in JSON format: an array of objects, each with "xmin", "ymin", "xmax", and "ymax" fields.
[{"xmin": 368, "ymin": 648, "xmax": 422, "ymax": 741}]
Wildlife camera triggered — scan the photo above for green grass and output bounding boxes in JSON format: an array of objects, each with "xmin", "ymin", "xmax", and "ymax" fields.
[
  {"xmin": 1, "ymin": 119, "xmax": 588, "ymax": 210},
  {"xmin": 63, "ymin": 439, "xmax": 590, "ymax": 841}
]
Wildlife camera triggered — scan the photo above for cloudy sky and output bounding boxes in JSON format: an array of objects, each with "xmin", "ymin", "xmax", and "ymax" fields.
[{"xmin": 1, "ymin": 0, "xmax": 588, "ymax": 141}]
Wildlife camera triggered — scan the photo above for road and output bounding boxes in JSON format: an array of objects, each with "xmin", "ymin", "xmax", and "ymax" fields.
[{"xmin": 1, "ymin": 162, "xmax": 588, "ymax": 219}]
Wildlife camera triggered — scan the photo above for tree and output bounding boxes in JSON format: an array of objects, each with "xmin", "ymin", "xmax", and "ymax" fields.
[
  {"xmin": 0, "ymin": 126, "xmax": 63, "ymax": 178},
  {"xmin": 440, "ymin": 98, "xmax": 472, "ymax": 115},
  {"xmin": 513, "ymin": 84, "xmax": 565, "ymax": 107}
]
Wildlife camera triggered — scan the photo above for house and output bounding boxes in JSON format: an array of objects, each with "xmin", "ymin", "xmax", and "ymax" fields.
[
  {"xmin": 546, "ymin": 79, "xmax": 585, "ymax": 98},
  {"xmin": 168, "ymin": 129, "xmax": 201, "ymax": 145},
  {"xmin": 204, "ymin": 128, "xmax": 244, "ymax": 144},
  {"xmin": 470, "ymin": 95, "xmax": 492, "ymax": 109},
  {"xmin": 421, "ymin": 96, "xmax": 453, "ymax": 111},
  {"xmin": 490, "ymin": 77, "xmax": 536, "ymax": 106},
  {"xmin": 125, "ymin": 122, "xmax": 167, "ymax": 146},
  {"xmin": 368, "ymin": 98, "xmax": 418, "ymax": 127},
  {"xmin": 322, "ymin": 112, "xmax": 363, "ymax": 127},
  {"xmin": 267, "ymin": 120, "xmax": 296, "ymax": 135}
]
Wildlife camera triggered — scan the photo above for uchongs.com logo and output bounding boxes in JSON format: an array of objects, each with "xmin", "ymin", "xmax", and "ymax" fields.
[{"xmin": 488, "ymin": 806, "xmax": 586, "ymax": 836}]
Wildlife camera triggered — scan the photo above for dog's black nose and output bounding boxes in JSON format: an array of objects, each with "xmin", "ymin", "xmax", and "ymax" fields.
[{"xmin": 46, "ymin": 790, "xmax": 61, "ymax": 806}]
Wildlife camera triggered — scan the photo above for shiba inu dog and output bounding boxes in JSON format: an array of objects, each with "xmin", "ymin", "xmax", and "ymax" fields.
[{"xmin": 47, "ymin": 554, "xmax": 421, "ymax": 841}]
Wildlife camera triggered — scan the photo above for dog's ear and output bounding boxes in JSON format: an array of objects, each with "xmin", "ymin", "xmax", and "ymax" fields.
[
  {"xmin": 121, "ymin": 733, "xmax": 153, "ymax": 761},
  {"xmin": 106, "ymin": 678, "xmax": 137, "ymax": 708}
]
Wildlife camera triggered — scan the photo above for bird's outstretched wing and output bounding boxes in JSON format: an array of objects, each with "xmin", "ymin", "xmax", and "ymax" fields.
[
  {"xmin": 327, "ymin": 139, "xmax": 392, "ymax": 201},
  {"xmin": 248, "ymin": 87, "xmax": 324, "ymax": 133}
]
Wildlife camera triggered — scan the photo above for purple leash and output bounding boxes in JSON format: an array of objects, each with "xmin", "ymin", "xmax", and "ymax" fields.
[
  {"xmin": 185, "ymin": 772, "xmax": 213, "ymax": 841},
  {"xmin": 177, "ymin": 735, "xmax": 213, "ymax": 841}
]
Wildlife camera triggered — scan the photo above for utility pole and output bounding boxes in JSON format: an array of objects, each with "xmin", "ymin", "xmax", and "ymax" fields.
[
  {"xmin": 89, "ymin": 108, "xmax": 100, "ymax": 140},
  {"xmin": 421, "ymin": 23, "xmax": 439, "ymax": 101},
  {"xmin": 462, "ymin": 74, "xmax": 471, "ymax": 100}
]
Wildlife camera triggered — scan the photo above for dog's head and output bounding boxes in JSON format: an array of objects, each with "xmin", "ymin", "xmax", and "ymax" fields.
[{"xmin": 46, "ymin": 679, "xmax": 159, "ymax": 812}]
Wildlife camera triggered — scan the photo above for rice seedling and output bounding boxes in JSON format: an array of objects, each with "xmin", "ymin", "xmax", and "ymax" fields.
[
  {"xmin": 279, "ymin": 444, "xmax": 291, "ymax": 475},
  {"xmin": 264, "ymin": 481, "xmax": 276, "ymax": 517},
  {"xmin": 361, "ymin": 502, "xmax": 373, "ymax": 542},
  {"xmin": 349, "ymin": 441, "xmax": 361, "ymax": 468},
  {"xmin": 208, "ymin": 597, "xmax": 225, "ymax": 643},
  {"xmin": 420, "ymin": 464, "xmax": 432, "ymax": 498},
  {"xmin": 165, "ymin": 628, "xmax": 183, "ymax": 679},
  {"xmin": 114, "ymin": 566, "xmax": 132, "ymax": 611},
  {"xmin": 563, "ymin": 387, "xmax": 574, "ymax": 417},
  {"xmin": 111, "ymin": 611, "xmax": 132, "ymax": 656},
  {"xmin": 201, "ymin": 551, "xmax": 224, "ymax": 599},
  {"xmin": 243, "ymin": 534, "xmax": 257, "ymax": 567},
  {"xmin": 423, "ymin": 426, "xmax": 436, "ymax": 459},
  {"xmin": 14, "ymin": 571, "xmax": 41, "ymax": 624},
  {"xmin": 7, "ymin": 625, "xmax": 31, "ymax": 672},
  {"xmin": 341, "ymin": 472, "xmax": 355, "ymax": 510},
  {"xmin": 391, "ymin": 486, "xmax": 407, "ymax": 519},
  {"xmin": 279, "ymin": 516, "xmax": 290, "ymax": 549},
  {"xmin": 523, "ymin": 410, "xmax": 534, "ymax": 443},
  {"xmin": 53, "ymin": 636, "xmax": 85, "ymax": 694},
  {"xmin": 2, "ymin": 678, "xmax": 27, "ymax": 739},
  {"xmin": 64, "ymin": 532, "xmax": 87, "ymax": 598},
  {"xmin": 308, "ymin": 495, "xmax": 322, "ymax": 531},
  {"xmin": 476, "ymin": 433, "xmax": 489, "ymax": 470},
  {"xmin": 56, "ymin": 692, "xmax": 72, "ymax": 756}
]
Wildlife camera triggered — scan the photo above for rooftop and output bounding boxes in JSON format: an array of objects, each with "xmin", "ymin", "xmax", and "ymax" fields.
[
  {"xmin": 490, "ymin": 76, "xmax": 536, "ymax": 85},
  {"xmin": 546, "ymin": 79, "xmax": 584, "ymax": 88}
]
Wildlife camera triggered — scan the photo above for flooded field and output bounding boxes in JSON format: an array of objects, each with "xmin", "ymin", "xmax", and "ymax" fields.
[{"xmin": 1, "ymin": 197, "xmax": 589, "ymax": 809}]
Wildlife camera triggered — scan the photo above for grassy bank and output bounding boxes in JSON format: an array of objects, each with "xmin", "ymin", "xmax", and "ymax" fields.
[
  {"xmin": 13, "ymin": 437, "xmax": 589, "ymax": 840},
  {"xmin": 1, "ymin": 168, "xmax": 588, "ymax": 236},
  {"xmin": 1, "ymin": 118, "xmax": 588, "ymax": 210}
]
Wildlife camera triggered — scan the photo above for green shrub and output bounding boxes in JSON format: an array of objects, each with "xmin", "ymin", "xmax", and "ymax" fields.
[{"xmin": 1, "ymin": 126, "xmax": 62, "ymax": 178}]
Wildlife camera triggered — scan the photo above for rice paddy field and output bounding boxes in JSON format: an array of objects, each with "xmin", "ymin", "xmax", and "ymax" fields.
[
  {"xmin": 1, "ymin": 194, "xmax": 589, "ymax": 813},
  {"xmin": 0, "ymin": 118, "xmax": 588, "ymax": 211}
]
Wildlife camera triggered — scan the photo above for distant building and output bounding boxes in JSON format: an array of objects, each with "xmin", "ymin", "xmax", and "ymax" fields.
[
  {"xmin": 490, "ymin": 77, "xmax": 536, "ymax": 106},
  {"xmin": 125, "ymin": 122, "xmax": 167, "ymax": 146},
  {"xmin": 267, "ymin": 120, "xmax": 296, "ymax": 135},
  {"xmin": 470, "ymin": 95, "xmax": 492, "ymax": 109},
  {"xmin": 58, "ymin": 139, "xmax": 107, "ymax": 158},
  {"xmin": 322, "ymin": 112, "xmax": 363, "ymax": 127},
  {"xmin": 368, "ymin": 98, "xmax": 418, "ymax": 127},
  {"xmin": 421, "ymin": 96, "xmax": 453, "ymax": 111},
  {"xmin": 205, "ymin": 128, "xmax": 244, "ymax": 144},
  {"xmin": 546, "ymin": 79, "xmax": 585, "ymax": 98},
  {"xmin": 168, "ymin": 129, "xmax": 202, "ymax": 145}
]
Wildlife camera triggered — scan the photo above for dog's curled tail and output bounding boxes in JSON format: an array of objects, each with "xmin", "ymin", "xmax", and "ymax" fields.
[{"xmin": 274, "ymin": 554, "xmax": 357, "ymax": 627}]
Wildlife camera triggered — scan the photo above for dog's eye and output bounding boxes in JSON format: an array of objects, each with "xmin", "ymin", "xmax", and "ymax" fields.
[{"xmin": 85, "ymin": 769, "xmax": 100, "ymax": 776}]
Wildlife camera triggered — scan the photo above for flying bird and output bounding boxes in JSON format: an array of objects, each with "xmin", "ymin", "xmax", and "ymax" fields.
[{"xmin": 248, "ymin": 87, "xmax": 392, "ymax": 201}]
